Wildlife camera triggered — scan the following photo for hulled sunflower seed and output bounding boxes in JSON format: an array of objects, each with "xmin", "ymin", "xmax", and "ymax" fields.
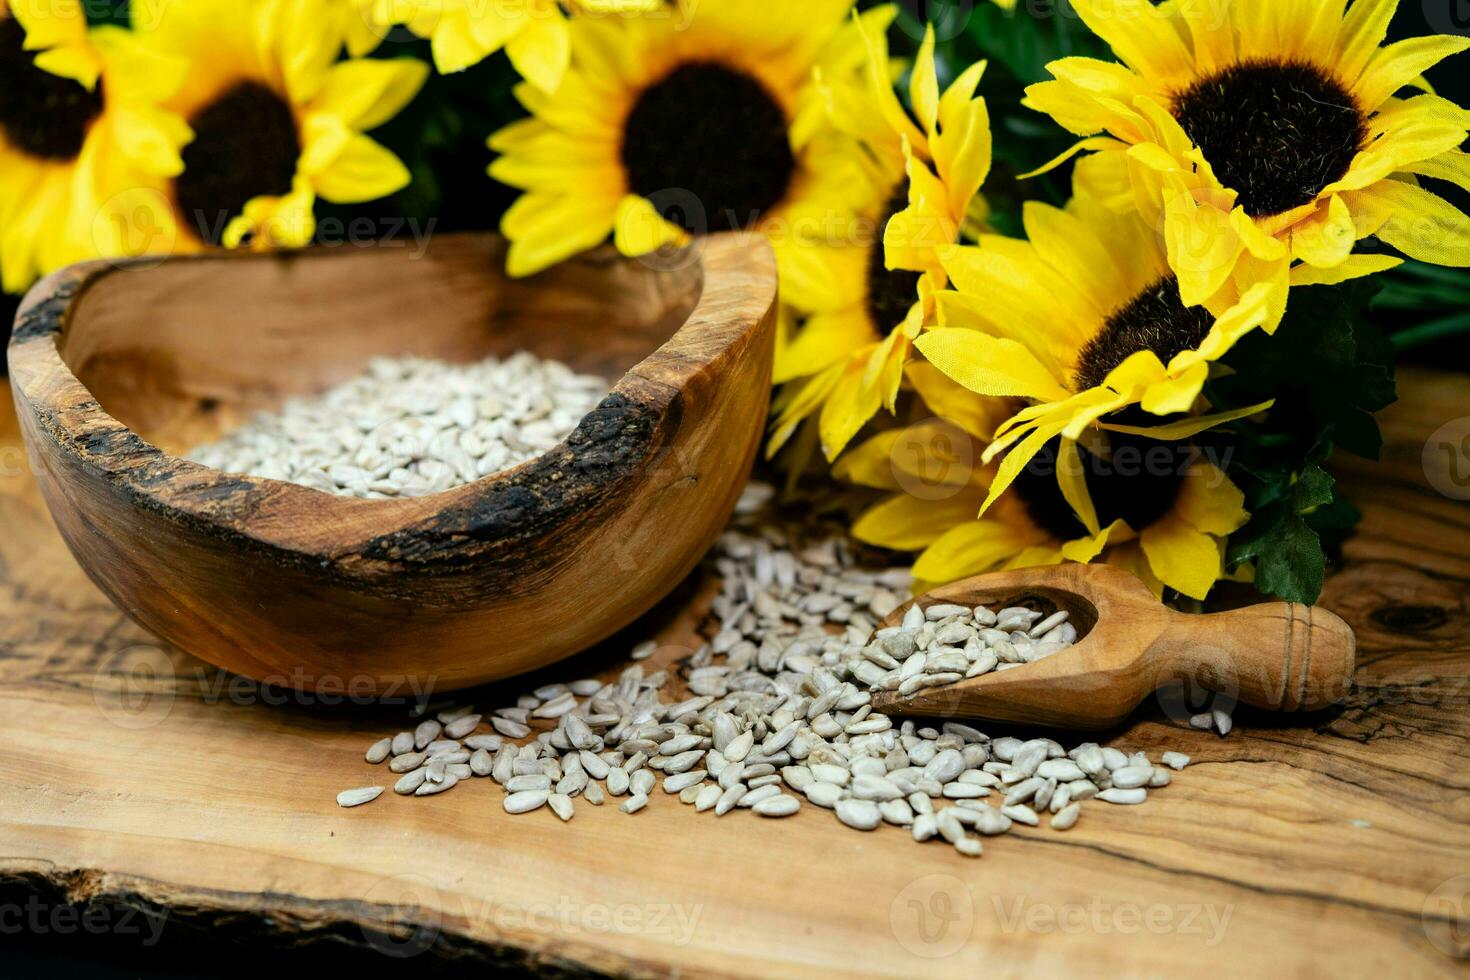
[
  {"xmin": 416, "ymin": 774, "xmax": 458, "ymax": 796},
  {"xmin": 337, "ymin": 786, "xmax": 384, "ymax": 808},
  {"xmin": 548, "ymin": 793, "xmax": 575, "ymax": 821},
  {"xmin": 394, "ymin": 770, "xmax": 428, "ymax": 795},
  {"xmin": 505, "ymin": 790, "xmax": 549, "ymax": 814},
  {"xmin": 1051, "ymin": 803, "xmax": 1081, "ymax": 830},
  {"xmin": 493, "ymin": 717, "xmax": 531, "ymax": 739},
  {"xmin": 835, "ymin": 799, "xmax": 881, "ymax": 831}
]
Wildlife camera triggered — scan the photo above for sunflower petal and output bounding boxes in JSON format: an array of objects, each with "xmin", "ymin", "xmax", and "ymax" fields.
[
  {"xmin": 1059, "ymin": 518, "xmax": 1128, "ymax": 564},
  {"xmin": 833, "ymin": 431, "xmax": 905, "ymax": 490},
  {"xmin": 1289, "ymin": 194, "xmax": 1357, "ymax": 267},
  {"xmin": 506, "ymin": 14, "xmax": 570, "ymax": 93},
  {"xmin": 1140, "ymin": 514, "xmax": 1223, "ymax": 600},
  {"xmin": 1140, "ymin": 361, "xmax": 1208, "ymax": 415},
  {"xmin": 312, "ymin": 134, "xmax": 411, "ymax": 203},
  {"xmin": 1289, "ymin": 253, "xmax": 1402, "ymax": 286},
  {"xmin": 914, "ymin": 330, "xmax": 1072, "ymax": 403},
  {"xmin": 613, "ymin": 194, "xmax": 686, "ymax": 256},
  {"xmin": 503, "ymin": 192, "xmax": 618, "ymax": 277},
  {"xmin": 819, "ymin": 362, "xmax": 885, "ymax": 460},
  {"xmin": 906, "ymin": 361, "xmax": 1012, "ymax": 441},
  {"xmin": 1069, "ymin": 0, "xmax": 1193, "ymax": 84},
  {"xmin": 774, "ymin": 310, "xmax": 874, "ymax": 384},
  {"xmin": 768, "ymin": 363, "xmax": 844, "ymax": 456},
  {"xmin": 1163, "ymin": 181, "xmax": 1243, "ymax": 307},
  {"xmin": 1099, "ymin": 400, "xmax": 1275, "ymax": 439},
  {"xmin": 430, "ymin": 15, "xmax": 487, "ymax": 74},
  {"xmin": 1368, "ymin": 180, "xmax": 1470, "ymax": 266},
  {"xmin": 314, "ymin": 57, "xmax": 428, "ymax": 131},
  {"xmin": 1018, "ymin": 135, "xmax": 1127, "ymax": 178},
  {"xmin": 1176, "ymin": 462, "xmax": 1249, "ymax": 536},
  {"xmin": 913, "ymin": 520, "xmax": 1042, "ymax": 584},
  {"xmin": 979, "ymin": 415, "xmax": 1073, "ymax": 515},
  {"xmin": 1107, "ymin": 542, "xmax": 1166, "ymax": 597},
  {"xmin": 853, "ymin": 490, "xmax": 989, "ymax": 552},
  {"xmin": 1337, "ymin": 0, "xmax": 1398, "ymax": 83},
  {"xmin": 1405, "ymin": 148, "xmax": 1470, "ymax": 193},
  {"xmin": 1056, "ymin": 437, "xmax": 1101, "ymax": 537},
  {"xmin": 1357, "ymin": 35, "xmax": 1470, "ymax": 110},
  {"xmin": 910, "ymin": 24, "xmax": 940, "ymax": 134}
]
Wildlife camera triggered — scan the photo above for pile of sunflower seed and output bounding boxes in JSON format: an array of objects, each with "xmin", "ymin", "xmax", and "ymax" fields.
[
  {"xmin": 188, "ymin": 352, "xmax": 606, "ymax": 498},
  {"xmin": 338, "ymin": 483, "xmax": 1206, "ymax": 858}
]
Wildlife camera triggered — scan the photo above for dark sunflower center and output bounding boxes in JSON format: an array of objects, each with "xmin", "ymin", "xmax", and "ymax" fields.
[
  {"xmin": 620, "ymin": 61, "xmax": 794, "ymax": 234},
  {"xmin": 0, "ymin": 16, "xmax": 103, "ymax": 160},
  {"xmin": 865, "ymin": 183, "xmax": 923, "ymax": 335},
  {"xmin": 1010, "ymin": 431, "xmax": 1189, "ymax": 542},
  {"xmin": 175, "ymin": 81, "xmax": 300, "ymax": 245},
  {"xmin": 1173, "ymin": 59, "xmax": 1367, "ymax": 217},
  {"xmin": 1073, "ymin": 276, "xmax": 1213, "ymax": 393}
]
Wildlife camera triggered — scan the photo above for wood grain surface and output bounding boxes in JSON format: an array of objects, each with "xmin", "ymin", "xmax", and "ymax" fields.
[{"xmin": 0, "ymin": 367, "xmax": 1467, "ymax": 978}]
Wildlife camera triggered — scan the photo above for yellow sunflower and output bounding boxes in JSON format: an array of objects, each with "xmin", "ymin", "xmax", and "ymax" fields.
[
  {"xmin": 770, "ymin": 16, "xmax": 993, "ymax": 462},
  {"xmin": 0, "ymin": 0, "xmax": 189, "ymax": 292},
  {"xmin": 913, "ymin": 185, "xmax": 1275, "ymax": 518},
  {"xmin": 1024, "ymin": 0, "xmax": 1470, "ymax": 310},
  {"xmin": 340, "ymin": 0, "xmax": 390, "ymax": 57},
  {"xmin": 134, "ymin": 0, "xmax": 428, "ymax": 252},
  {"xmin": 487, "ymin": 0, "xmax": 883, "ymax": 279},
  {"xmin": 378, "ymin": 0, "xmax": 665, "ymax": 89},
  {"xmin": 836, "ymin": 367, "xmax": 1250, "ymax": 600}
]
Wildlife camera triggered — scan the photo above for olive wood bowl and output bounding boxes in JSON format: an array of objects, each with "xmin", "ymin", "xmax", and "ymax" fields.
[{"xmin": 7, "ymin": 232, "xmax": 777, "ymax": 694}]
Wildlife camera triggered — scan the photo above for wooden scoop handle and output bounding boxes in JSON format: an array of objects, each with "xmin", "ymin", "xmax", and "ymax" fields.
[{"xmin": 1153, "ymin": 602, "xmax": 1356, "ymax": 712}]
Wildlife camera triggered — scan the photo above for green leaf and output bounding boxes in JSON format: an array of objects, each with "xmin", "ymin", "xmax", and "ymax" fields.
[
  {"xmin": 1292, "ymin": 464, "xmax": 1334, "ymax": 511},
  {"xmin": 1200, "ymin": 281, "xmax": 1400, "ymax": 603},
  {"xmin": 1229, "ymin": 506, "xmax": 1326, "ymax": 605},
  {"xmin": 961, "ymin": 1, "xmax": 1109, "ymax": 86}
]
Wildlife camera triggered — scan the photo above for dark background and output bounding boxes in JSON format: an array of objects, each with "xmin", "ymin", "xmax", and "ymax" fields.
[{"xmin": 1, "ymin": 2, "xmax": 1467, "ymax": 977}]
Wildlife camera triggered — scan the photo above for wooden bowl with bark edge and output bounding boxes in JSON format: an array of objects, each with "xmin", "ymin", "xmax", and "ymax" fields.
[{"xmin": 7, "ymin": 232, "xmax": 777, "ymax": 695}]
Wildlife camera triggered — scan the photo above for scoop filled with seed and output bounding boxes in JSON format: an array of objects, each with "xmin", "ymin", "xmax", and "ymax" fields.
[{"xmin": 864, "ymin": 563, "xmax": 1354, "ymax": 729}]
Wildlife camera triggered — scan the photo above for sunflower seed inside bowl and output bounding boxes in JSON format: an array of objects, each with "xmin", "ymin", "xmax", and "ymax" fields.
[
  {"xmin": 345, "ymin": 482, "xmax": 1204, "ymax": 859},
  {"xmin": 187, "ymin": 353, "xmax": 607, "ymax": 498}
]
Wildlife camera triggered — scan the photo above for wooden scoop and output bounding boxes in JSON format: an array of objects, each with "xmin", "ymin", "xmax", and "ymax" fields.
[{"xmin": 870, "ymin": 563, "xmax": 1356, "ymax": 730}]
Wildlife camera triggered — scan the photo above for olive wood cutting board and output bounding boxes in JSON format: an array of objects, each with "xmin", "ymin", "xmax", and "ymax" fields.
[{"xmin": 1, "ymin": 367, "xmax": 1468, "ymax": 977}]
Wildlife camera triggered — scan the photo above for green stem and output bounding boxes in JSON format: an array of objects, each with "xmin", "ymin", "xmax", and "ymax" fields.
[
  {"xmin": 1390, "ymin": 261, "xmax": 1470, "ymax": 288},
  {"xmin": 1374, "ymin": 284, "xmax": 1470, "ymax": 309},
  {"xmin": 1392, "ymin": 311, "xmax": 1470, "ymax": 351}
]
